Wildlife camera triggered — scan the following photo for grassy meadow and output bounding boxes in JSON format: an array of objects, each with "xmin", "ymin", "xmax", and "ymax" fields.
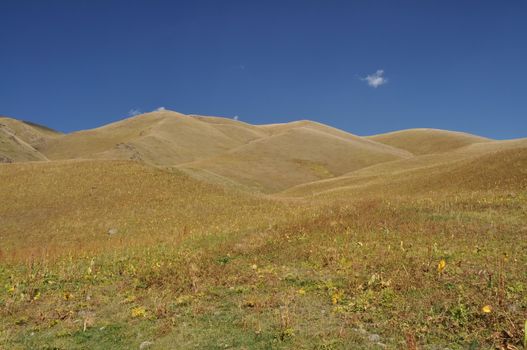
[
  {"xmin": 1, "ymin": 114, "xmax": 527, "ymax": 349},
  {"xmin": 1, "ymin": 155, "xmax": 526, "ymax": 349}
]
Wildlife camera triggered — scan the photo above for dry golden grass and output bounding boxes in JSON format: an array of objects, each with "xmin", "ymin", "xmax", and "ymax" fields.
[
  {"xmin": 39, "ymin": 111, "xmax": 271, "ymax": 164},
  {"xmin": 0, "ymin": 159, "xmax": 298, "ymax": 261},
  {"xmin": 1, "ymin": 114, "xmax": 526, "ymax": 349},
  {"xmin": 179, "ymin": 124, "xmax": 411, "ymax": 193},
  {"xmin": 14, "ymin": 110, "xmax": 413, "ymax": 192},
  {"xmin": 282, "ymin": 146, "xmax": 527, "ymax": 198},
  {"xmin": 1, "ymin": 183, "xmax": 526, "ymax": 348},
  {"xmin": 368, "ymin": 128, "xmax": 491, "ymax": 155}
]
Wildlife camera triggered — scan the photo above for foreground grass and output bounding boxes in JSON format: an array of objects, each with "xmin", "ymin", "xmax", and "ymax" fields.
[{"xmin": 1, "ymin": 188, "xmax": 526, "ymax": 349}]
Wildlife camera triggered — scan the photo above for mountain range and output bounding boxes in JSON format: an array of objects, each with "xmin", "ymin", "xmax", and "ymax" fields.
[{"xmin": 1, "ymin": 110, "xmax": 526, "ymax": 195}]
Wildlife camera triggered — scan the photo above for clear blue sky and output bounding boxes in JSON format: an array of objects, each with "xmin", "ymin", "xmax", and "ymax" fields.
[{"xmin": 1, "ymin": 0, "xmax": 526, "ymax": 139}]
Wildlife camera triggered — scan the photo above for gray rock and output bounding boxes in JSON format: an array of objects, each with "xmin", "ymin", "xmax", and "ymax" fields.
[
  {"xmin": 368, "ymin": 334, "xmax": 381, "ymax": 343},
  {"xmin": 139, "ymin": 341, "xmax": 154, "ymax": 350},
  {"xmin": 108, "ymin": 228, "xmax": 118, "ymax": 235}
]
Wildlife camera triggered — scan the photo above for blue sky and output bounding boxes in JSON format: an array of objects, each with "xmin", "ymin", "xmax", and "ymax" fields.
[{"xmin": 1, "ymin": 0, "xmax": 526, "ymax": 139}]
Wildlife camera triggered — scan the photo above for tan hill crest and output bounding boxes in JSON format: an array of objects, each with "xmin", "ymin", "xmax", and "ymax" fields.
[{"xmin": 2, "ymin": 110, "xmax": 525, "ymax": 194}]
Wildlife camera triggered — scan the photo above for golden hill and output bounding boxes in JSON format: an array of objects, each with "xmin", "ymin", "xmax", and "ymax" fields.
[
  {"xmin": 179, "ymin": 123, "xmax": 412, "ymax": 192},
  {"xmin": 40, "ymin": 111, "xmax": 268, "ymax": 165},
  {"xmin": 21, "ymin": 110, "xmax": 412, "ymax": 192},
  {"xmin": 282, "ymin": 144, "xmax": 527, "ymax": 198},
  {"xmin": 367, "ymin": 128, "xmax": 491, "ymax": 155},
  {"xmin": 2, "ymin": 110, "xmax": 525, "ymax": 194},
  {"xmin": 1, "ymin": 112, "xmax": 526, "ymax": 349}
]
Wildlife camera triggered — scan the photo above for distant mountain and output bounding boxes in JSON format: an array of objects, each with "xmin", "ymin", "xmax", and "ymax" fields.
[{"xmin": 2, "ymin": 110, "xmax": 525, "ymax": 193}]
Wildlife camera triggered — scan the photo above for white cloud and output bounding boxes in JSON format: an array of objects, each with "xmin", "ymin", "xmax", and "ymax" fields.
[
  {"xmin": 155, "ymin": 107, "xmax": 166, "ymax": 111},
  {"xmin": 362, "ymin": 69, "xmax": 388, "ymax": 88},
  {"xmin": 128, "ymin": 108, "xmax": 141, "ymax": 116}
]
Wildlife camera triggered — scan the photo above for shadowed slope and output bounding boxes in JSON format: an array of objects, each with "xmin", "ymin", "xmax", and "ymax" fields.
[
  {"xmin": 0, "ymin": 129, "xmax": 47, "ymax": 162},
  {"xmin": 0, "ymin": 116, "xmax": 61, "ymax": 162},
  {"xmin": 368, "ymin": 128, "xmax": 491, "ymax": 155},
  {"xmin": 0, "ymin": 116, "xmax": 62, "ymax": 147}
]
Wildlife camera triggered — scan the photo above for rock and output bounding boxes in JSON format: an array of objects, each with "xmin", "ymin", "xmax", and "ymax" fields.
[
  {"xmin": 368, "ymin": 334, "xmax": 381, "ymax": 343},
  {"xmin": 139, "ymin": 341, "xmax": 154, "ymax": 350},
  {"xmin": 107, "ymin": 228, "xmax": 118, "ymax": 235}
]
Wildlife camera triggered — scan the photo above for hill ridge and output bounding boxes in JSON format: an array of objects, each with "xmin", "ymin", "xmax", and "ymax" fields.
[{"xmin": 2, "ymin": 109, "xmax": 524, "ymax": 194}]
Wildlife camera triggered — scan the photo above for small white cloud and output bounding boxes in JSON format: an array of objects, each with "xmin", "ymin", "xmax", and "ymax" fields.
[
  {"xmin": 362, "ymin": 69, "xmax": 388, "ymax": 88},
  {"xmin": 155, "ymin": 107, "xmax": 166, "ymax": 112},
  {"xmin": 233, "ymin": 115, "xmax": 239, "ymax": 121},
  {"xmin": 128, "ymin": 108, "xmax": 141, "ymax": 116}
]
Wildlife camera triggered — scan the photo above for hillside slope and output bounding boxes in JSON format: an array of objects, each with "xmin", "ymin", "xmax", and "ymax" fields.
[
  {"xmin": 0, "ymin": 159, "xmax": 287, "ymax": 258},
  {"xmin": 30, "ymin": 110, "xmax": 413, "ymax": 192},
  {"xmin": 0, "ymin": 116, "xmax": 62, "ymax": 147},
  {"xmin": 40, "ymin": 111, "xmax": 269, "ymax": 165},
  {"xmin": 0, "ymin": 116, "xmax": 61, "ymax": 162},
  {"xmin": 5, "ymin": 111, "xmax": 523, "ymax": 194},
  {"xmin": 367, "ymin": 128, "xmax": 491, "ymax": 155},
  {"xmin": 283, "ymin": 144, "xmax": 527, "ymax": 198},
  {"xmin": 179, "ymin": 123, "xmax": 412, "ymax": 192},
  {"xmin": 0, "ymin": 129, "xmax": 46, "ymax": 162},
  {"xmin": 2, "ymin": 115, "xmax": 526, "ymax": 349}
]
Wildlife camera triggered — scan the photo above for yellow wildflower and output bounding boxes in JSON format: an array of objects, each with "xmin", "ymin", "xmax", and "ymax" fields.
[
  {"xmin": 437, "ymin": 259, "xmax": 446, "ymax": 273},
  {"xmin": 331, "ymin": 290, "xmax": 343, "ymax": 305},
  {"xmin": 131, "ymin": 306, "xmax": 147, "ymax": 318},
  {"xmin": 481, "ymin": 305, "xmax": 492, "ymax": 313}
]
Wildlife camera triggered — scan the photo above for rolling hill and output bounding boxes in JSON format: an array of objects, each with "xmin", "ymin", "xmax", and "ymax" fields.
[
  {"xmin": 2, "ymin": 110, "xmax": 526, "ymax": 195},
  {"xmin": 367, "ymin": 128, "xmax": 491, "ymax": 155},
  {"xmin": 15, "ymin": 110, "xmax": 414, "ymax": 192},
  {"xmin": 282, "ymin": 141, "xmax": 527, "ymax": 197},
  {"xmin": 40, "ymin": 110, "xmax": 268, "ymax": 164},
  {"xmin": 179, "ymin": 123, "xmax": 412, "ymax": 192},
  {"xmin": 1, "ymin": 110, "xmax": 527, "ymax": 349}
]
